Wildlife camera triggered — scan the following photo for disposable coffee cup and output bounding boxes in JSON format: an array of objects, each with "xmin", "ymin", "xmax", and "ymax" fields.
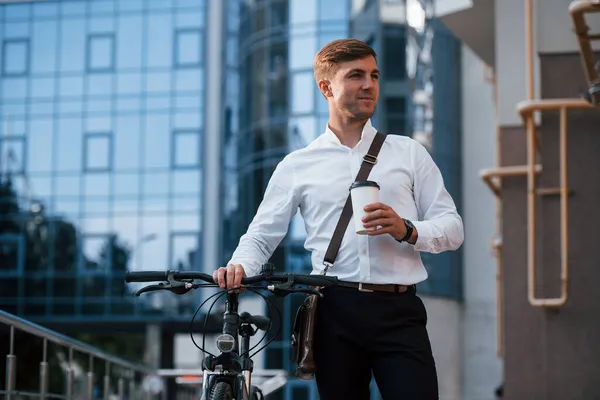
[{"xmin": 349, "ymin": 180, "xmax": 380, "ymax": 235}]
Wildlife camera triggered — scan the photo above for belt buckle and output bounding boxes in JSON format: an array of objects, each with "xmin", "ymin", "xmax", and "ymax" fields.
[{"xmin": 358, "ymin": 283, "xmax": 374, "ymax": 292}]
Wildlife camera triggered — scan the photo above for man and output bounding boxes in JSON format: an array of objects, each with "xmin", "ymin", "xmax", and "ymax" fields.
[{"xmin": 214, "ymin": 39, "xmax": 464, "ymax": 399}]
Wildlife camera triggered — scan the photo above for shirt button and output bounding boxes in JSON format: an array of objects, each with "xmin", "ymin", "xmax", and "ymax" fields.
[{"xmin": 361, "ymin": 249, "xmax": 366, "ymax": 255}]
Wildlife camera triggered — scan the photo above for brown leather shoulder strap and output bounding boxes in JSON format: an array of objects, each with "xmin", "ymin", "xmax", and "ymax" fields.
[{"xmin": 322, "ymin": 131, "xmax": 387, "ymax": 274}]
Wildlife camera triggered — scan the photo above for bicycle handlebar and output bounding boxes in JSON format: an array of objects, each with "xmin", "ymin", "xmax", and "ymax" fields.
[{"xmin": 125, "ymin": 270, "xmax": 338, "ymax": 287}]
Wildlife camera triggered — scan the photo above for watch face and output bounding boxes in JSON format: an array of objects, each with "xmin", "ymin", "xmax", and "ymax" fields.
[{"xmin": 404, "ymin": 219, "xmax": 414, "ymax": 229}]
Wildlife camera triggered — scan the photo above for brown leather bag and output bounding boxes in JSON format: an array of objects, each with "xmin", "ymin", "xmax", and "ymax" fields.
[{"xmin": 291, "ymin": 131, "xmax": 387, "ymax": 380}]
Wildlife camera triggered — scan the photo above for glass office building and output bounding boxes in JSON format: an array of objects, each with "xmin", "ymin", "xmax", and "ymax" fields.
[{"xmin": 0, "ymin": 0, "xmax": 207, "ymax": 320}]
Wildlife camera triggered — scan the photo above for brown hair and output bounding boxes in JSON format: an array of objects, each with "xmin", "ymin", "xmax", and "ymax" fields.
[{"xmin": 313, "ymin": 39, "xmax": 377, "ymax": 82}]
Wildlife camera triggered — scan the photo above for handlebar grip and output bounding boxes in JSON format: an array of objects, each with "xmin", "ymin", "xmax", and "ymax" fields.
[
  {"xmin": 292, "ymin": 275, "xmax": 338, "ymax": 287},
  {"xmin": 125, "ymin": 271, "xmax": 168, "ymax": 283}
]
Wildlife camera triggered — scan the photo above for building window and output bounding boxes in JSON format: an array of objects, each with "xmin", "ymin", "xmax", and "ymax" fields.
[
  {"xmin": 174, "ymin": 29, "xmax": 203, "ymax": 68},
  {"xmin": 0, "ymin": 135, "xmax": 26, "ymax": 175},
  {"xmin": 0, "ymin": 234, "xmax": 25, "ymax": 274},
  {"xmin": 171, "ymin": 130, "xmax": 201, "ymax": 169},
  {"xmin": 80, "ymin": 234, "xmax": 111, "ymax": 272},
  {"xmin": 86, "ymin": 34, "xmax": 115, "ymax": 72},
  {"xmin": 383, "ymin": 26, "xmax": 407, "ymax": 80},
  {"xmin": 2, "ymin": 39, "xmax": 30, "ymax": 77},
  {"xmin": 386, "ymin": 97, "xmax": 407, "ymax": 135},
  {"xmin": 83, "ymin": 133, "xmax": 113, "ymax": 172}
]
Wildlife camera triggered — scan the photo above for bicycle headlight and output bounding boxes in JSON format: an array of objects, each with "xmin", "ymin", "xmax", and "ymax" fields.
[{"xmin": 216, "ymin": 334, "xmax": 236, "ymax": 353}]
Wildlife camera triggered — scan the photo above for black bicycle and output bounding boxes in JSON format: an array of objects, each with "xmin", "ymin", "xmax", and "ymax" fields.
[{"xmin": 125, "ymin": 263, "xmax": 338, "ymax": 400}]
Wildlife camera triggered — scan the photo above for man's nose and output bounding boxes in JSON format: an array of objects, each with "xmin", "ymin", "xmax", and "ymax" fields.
[{"xmin": 362, "ymin": 77, "xmax": 376, "ymax": 90}]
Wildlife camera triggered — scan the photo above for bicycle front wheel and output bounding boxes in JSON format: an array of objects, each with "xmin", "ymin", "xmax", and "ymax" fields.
[{"xmin": 209, "ymin": 381, "xmax": 234, "ymax": 400}]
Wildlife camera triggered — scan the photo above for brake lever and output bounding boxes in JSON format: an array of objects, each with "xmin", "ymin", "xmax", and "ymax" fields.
[{"xmin": 135, "ymin": 283, "xmax": 166, "ymax": 296}]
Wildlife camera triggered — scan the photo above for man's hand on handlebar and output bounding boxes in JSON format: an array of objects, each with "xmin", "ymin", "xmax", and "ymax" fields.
[{"xmin": 213, "ymin": 264, "xmax": 246, "ymax": 292}]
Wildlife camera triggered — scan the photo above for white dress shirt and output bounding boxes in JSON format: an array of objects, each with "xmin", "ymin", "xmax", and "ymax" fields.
[{"xmin": 228, "ymin": 119, "xmax": 464, "ymax": 285}]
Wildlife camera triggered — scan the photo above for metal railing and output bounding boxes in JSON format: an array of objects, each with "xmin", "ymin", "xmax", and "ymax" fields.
[{"xmin": 0, "ymin": 308, "xmax": 164, "ymax": 400}]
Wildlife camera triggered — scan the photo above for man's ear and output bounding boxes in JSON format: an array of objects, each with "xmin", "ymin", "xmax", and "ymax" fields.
[{"xmin": 318, "ymin": 79, "xmax": 332, "ymax": 98}]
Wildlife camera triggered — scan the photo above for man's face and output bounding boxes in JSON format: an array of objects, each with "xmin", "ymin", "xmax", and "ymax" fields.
[{"xmin": 325, "ymin": 56, "xmax": 380, "ymax": 121}]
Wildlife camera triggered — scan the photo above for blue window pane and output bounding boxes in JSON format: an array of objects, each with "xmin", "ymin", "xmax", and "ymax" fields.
[
  {"xmin": 289, "ymin": 37, "xmax": 315, "ymax": 70},
  {"xmin": 292, "ymin": 72, "xmax": 315, "ymax": 114},
  {"xmin": 32, "ymin": 21, "xmax": 58, "ymax": 74},
  {"xmin": 114, "ymin": 116, "xmax": 141, "ymax": 170},
  {"xmin": 176, "ymin": 10, "xmax": 204, "ymax": 28},
  {"xmin": 56, "ymin": 118, "xmax": 82, "ymax": 171},
  {"xmin": 172, "ymin": 130, "xmax": 200, "ymax": 169},
  {"xmin": 290, "ymin": 0, "xmax": 316, "ymax": 25},
  {"xmin": 88, "ymin": 75, "xmax": 113, "ymax": 97},
  {"xmin": 2, "ymin": 78, "xmax": 27, "ymax": 101},
  {"xmin": 117, "ymin": 73, "xmax": 142, "ymax": 95},
  {"xmin": 143, "ymin": 115, "xmax": 169, "ymax": 168},
  {"xmin": 145, "ymin": 72, "xmax": 171, "ymax": 94},
  {"xmin": 90, "ymin": 0, "xmax": 115, "ymax": 14},
  {"xmin": 175, "ymin": 29, "xmax": 202, "ymax": 67},
  {"xmin": 2, "ymin": 39, "xmax": 29, "ymax": 76},
  {"xmin": 174, "ymin": 111, "xmax": 201, "ymax": 130},
  {"xmin": 86, "ymin": 116, "xmax": 112, "ymax": 132},
  {"xmin": 117, "ymin": 16, "xmax": 142, "ymax": 69},
  {"xmin": 87, "ymin": 34, "xmax": 115, "ymax": 72},
  {"xmin": 118, "ymin": 0, "xmax": 144, "ymax": 12},
  {"xmin": 2, "ymin": 104, "xmax": 26, "ymax": 121},
  {"xmin": 61, "ymin": 1, "xmax": 86, "ymax": 17},
  {"xmin": 319, "ymin": 0, "xmax": 348, "ymax": 21},
  {"xmin": 90, "ymin": 17, "xmax": 115, "ymax": 34},
  {"xmin": 33, "ymin": 2, "xmax": 59, "ymax": 18},
  {"xmin": 84, "ymin": 133, "xmax": 113, "ymax": 172},
  {"xmin": 175, "ymin": 69, "xmax": 202, "ymax": 93},
  {"xmin": 4, "ymin": 22, "xmax": 28, "ymax": 38},
  {"xmin": 176, "ymin": 0, "xmax": 204, "ymax": 7},
  {"xmin": 28, "ymin": 119, "xmax": 54, "ymax": 172},
  {"xmin": 146, "ymin": 14, "xmax": 172, "ymax": 68},
  {"xmin": 29, "ymin": 101, "xmax": 55, "ymax": 118},
  {"xmin": 60, "ymin": 19, "xmax": 86, "ymax": 72},
  {"xmin": 59, "ymin": 76, "xmax": 84, "ymax": 98},
  {"xmin": 5, "ymin": 4, "xmax": 31, "ymax": 21},
  {"xmin": 30, "ymin": 78, "xmax": 55, "ymax": 99}
]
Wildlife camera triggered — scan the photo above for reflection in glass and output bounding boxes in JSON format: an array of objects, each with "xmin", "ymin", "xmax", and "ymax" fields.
[
  {"xmin": 0, "ymin": 136, "xmax": 25, "ymax": 174},
  {"xmin": 114, "ymin": 116, "xmax": 141, "ymax": 170}
]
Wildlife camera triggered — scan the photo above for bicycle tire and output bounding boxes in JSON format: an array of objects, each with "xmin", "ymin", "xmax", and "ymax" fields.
[{"xmin": 209, "ymin": 381, "xmax": 234, "ymax": 400}]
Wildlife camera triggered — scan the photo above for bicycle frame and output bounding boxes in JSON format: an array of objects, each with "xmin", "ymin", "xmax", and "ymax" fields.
[{"xmin": 201, "ymin": 291, "xmax": 258, "ymax": 400}]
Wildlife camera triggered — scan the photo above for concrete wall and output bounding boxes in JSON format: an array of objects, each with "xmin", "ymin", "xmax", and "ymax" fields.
[{"xmin": 460, "ymin": 44, "xmax": 502, "ymax": 400}]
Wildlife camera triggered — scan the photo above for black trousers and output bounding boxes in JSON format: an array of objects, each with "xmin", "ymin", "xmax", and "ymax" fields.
[{"xmin": 313, "ymin": 285, "xmax": 439, "ymax": 400}]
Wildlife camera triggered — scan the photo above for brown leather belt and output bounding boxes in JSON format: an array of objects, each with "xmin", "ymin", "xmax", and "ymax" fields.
[{"xmin": 338, "ymin": 281, "xmax": 412, "ymax": 293}]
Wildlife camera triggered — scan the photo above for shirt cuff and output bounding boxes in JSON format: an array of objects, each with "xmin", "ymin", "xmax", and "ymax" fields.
[{"xmin": 410, "ymin": 220, "xmax": 436, "ymax": 252}]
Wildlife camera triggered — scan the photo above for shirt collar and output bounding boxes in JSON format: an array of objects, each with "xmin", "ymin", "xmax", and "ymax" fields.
[{"xmin": 323, "ymin": 119, "xmax": 377, "ymax": 147}]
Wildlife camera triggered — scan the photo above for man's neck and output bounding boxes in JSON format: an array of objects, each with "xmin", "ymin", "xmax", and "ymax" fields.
[{"xmin": 328, "ymin": 117, "xmax": 368, "ymax": 148}]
